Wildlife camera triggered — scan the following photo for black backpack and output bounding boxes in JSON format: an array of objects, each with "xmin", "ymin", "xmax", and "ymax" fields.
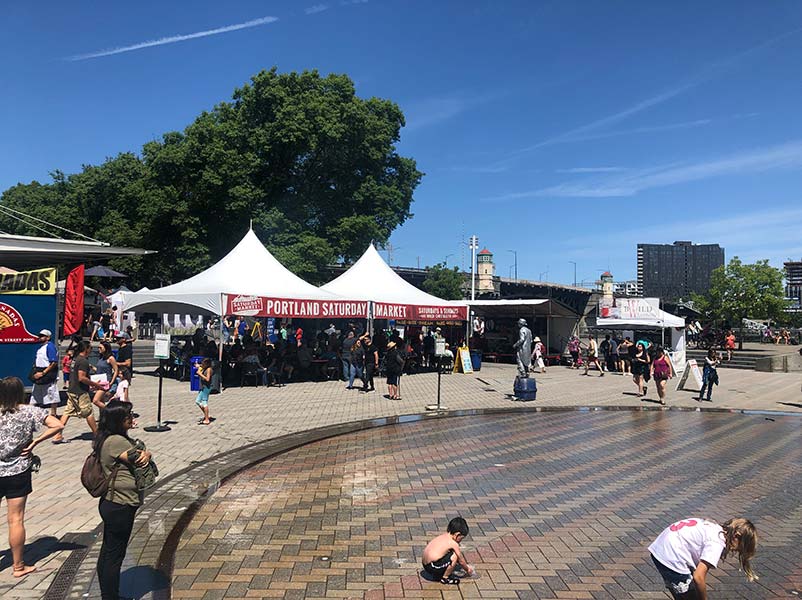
[{"xmin": 81, "ymin": 452, "xmax": 119, "ymax": 498}]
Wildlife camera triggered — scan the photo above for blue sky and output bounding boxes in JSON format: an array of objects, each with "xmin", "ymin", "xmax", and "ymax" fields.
[{"xmin": 3, "ymin": 1, "xmax": 802, "ymax": 285}]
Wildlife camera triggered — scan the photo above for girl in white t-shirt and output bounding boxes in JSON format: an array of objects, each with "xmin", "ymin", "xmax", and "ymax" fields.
[
  {"xmin": 648, "ymin": 517, "xmax": 757, "ymax": 599},
  {"xmin": 113, "ymin": 372, "xmax": 130, "ymax": 403}
]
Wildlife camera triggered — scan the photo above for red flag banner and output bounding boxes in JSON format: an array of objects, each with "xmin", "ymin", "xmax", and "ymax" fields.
[{"xmin": 63, "ymin": 265, "xmax": 85, "ymax": 336}]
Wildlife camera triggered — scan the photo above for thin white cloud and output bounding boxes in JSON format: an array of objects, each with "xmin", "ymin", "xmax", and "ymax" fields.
[
  {"xmin": 484, "ymin": 139, "xmax": 802, "ymax": 201},
  {"xmin": 404, "ymin": 91, "xmax": 504, "ymax": 131},
  {"xmin": 305, "ymin": 4, "xmax": 329, "ymax": 14},
  {"xmin": 555, "ymin": 167, "xmax": 627, "ymax": 174},
  {"xmin": 561, "ymin": 206, "xmax": 802, "ymax": 269},
  {"xmin": 67, "ymin": 16, "xmax": 279, "ymax": 61},
  {"xmin": 509, "ymin": 28, "xmax": 802, "ymax": 156},
  {"xmin": 341, "ymin": 0, "xmax": 368, "ymax": 4}
]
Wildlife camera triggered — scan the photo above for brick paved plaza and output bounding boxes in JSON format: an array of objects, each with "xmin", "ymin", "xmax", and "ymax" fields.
[
  {"xmin": 0, "ymin": 363, "xmax": 800, "ymax": 598},
  {"xmin": 171, "ymin": 411, "xmax": 802, "ymax": 599}
]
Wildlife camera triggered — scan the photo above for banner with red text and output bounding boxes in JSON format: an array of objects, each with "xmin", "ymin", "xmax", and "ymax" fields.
[
  {"xmin": 225, "ymin": 294, "xmax": 369, "ymax": 319},
  {"xmin": 373, "ymin": 302, "xmax": 467, "ymax": 321}
]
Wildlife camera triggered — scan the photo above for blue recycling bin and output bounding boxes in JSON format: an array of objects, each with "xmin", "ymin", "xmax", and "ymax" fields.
[
  {"xmin": 470, "ymin": 350, "xmax": 482, "ymax": 371},
  {"xmin": 189, "ymin": 356, "xmax": 204, "ymax": 391}
]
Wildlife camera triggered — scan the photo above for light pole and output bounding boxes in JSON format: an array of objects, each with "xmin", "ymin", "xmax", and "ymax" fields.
[
  {"xmin": 469, "ymin": 235, "xmax": 478, "ymax": 301},
  {"xmin": 568, "ymin": 261, "xmax": 577, "ymax": 287},
  {"xmin": 507, "ymin": 250, "xmax": 518, "ymax": 281},
  {"xmin": 445, "ymin": 253, "xmax": 454, "ymax": 266}
]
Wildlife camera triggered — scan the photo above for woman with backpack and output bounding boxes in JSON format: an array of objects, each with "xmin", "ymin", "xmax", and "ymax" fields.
[
  {"xmin": 0, "ymin": 377, "xmax": 64, "ymax": 578},
  {"xmin": 94, "ymin": 400, "xmax": 156, "ymax": 600}
]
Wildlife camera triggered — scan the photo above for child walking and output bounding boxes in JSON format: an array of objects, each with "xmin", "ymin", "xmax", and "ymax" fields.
[
  {"xmin": 649, "ymin": 517, "xmax": 757, "ymax": 599},
  {"xmin": 195, "ymin": 358, "xmax": 212, "ymax": 425},
  {"xmin": 421, "ymin": 517, "xmax": 475, "ymax": 584}
]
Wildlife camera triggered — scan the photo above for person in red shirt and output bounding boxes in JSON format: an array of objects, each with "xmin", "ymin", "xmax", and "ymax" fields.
[{"xmin": 725, "ymin": 330, "xmax": 736, "ymax": 361}]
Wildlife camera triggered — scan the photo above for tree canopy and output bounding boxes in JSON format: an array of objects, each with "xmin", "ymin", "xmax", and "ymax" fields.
[
  {"xmin": 0, "ymin": 68, "xmax": 422, "ymax": 287},
  {"xmin": 691, "ymin": 257, "xmax": 787, "ymax": 325},
  {"xmin": 421, "ymin": 263, "xmax": 465, "ymax": 300}
]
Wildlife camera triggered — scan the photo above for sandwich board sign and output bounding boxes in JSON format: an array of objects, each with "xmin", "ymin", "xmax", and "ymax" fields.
[
  {"xmin": 676, "ymin": 359, "xmax": 703, "ymax": 391},
  {"xmin": 154, "ymin": 333, "xmax": 171, "ymax": 360},
  {"xmin": 454, "ymin": 346, "xmax": 473, "ymax": 373}
]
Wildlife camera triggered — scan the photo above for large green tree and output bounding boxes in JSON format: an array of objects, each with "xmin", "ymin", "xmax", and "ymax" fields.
[
  {"xmin": 691, "ymin": 257, "xmax": 787, "ymax": 328},
  {"xmin": 421, "ymin": 263, "xmax": 465, "ymax": 300},
  {"xmin": 0, "ymin": 68, "xmax": 422, "ymax": 287}
]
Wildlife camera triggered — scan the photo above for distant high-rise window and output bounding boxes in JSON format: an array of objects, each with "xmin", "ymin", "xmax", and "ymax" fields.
[{"xmin": 636, "ymin": 242, "xmax": 724, "ymax": 300}]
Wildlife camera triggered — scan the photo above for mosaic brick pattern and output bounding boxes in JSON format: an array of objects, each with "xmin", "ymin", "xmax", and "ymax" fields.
[{"xmin": 172, "ymin": 411, "xmax": 802, "ymax": 599}]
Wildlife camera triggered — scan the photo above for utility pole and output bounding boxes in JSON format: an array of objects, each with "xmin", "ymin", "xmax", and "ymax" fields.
[
  {"xmin": 507, "ymin": 249, "xmax": 518, "ymax": 281},
  {"xmin": 469, "ymin": 235, "xmax": 478, "ymax": 301}
]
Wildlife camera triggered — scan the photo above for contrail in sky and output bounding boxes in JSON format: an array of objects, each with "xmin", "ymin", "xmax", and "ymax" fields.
[{"xmin": 67, "ymin": 16, "xmax": 279, "ymax": 61}]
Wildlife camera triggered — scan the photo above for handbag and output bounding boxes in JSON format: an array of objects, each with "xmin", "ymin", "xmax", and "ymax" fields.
[{"xmin": 29, "ymin": 366, "xmax": 58, "ymax": 386}]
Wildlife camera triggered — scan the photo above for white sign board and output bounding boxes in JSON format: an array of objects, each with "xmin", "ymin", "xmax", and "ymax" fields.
[
  {"xmin": 154, "ymin": 333, "xmax": 171, "ymax": 360},
  {"xmin": 435, "ymin": 338, "xmax": 446, "ymax": 356},
  {"xmin": 676, "ymin": 359, "xmax": 703, "ymax": 391}
]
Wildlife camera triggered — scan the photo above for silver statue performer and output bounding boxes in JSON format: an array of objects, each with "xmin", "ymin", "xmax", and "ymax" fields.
[{"xmin": 513, "ymin": 318, "xmax": 533, "ymax": 377}]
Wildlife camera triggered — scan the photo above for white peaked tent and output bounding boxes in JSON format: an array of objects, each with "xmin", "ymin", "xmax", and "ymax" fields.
[
  {"xmin": 321, "ymin": 245, "xmax": 467, "ymax": 321},
  {"xmin": 124, "ymin": 230, "xmax": 351, "ymax": 317}
]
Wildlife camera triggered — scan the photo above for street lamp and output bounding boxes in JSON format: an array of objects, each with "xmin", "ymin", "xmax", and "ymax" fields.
[
  {"xmin": 469, "ymin": 235, "xmax": 478, "ymax": 301},
  {"xmin": 507, "ymin": 250, "xmax": 518, "ymax": 281},
  {"xmin": 568, "ymin": 261, "xmax": 577, "ymax": 287},
  {"xmin": 444, "ymin": 253, "xmax": 454, "ymax": 266}
]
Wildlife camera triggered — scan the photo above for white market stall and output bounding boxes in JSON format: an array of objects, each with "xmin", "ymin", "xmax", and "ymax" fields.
[
  {"xmin": 124, "ymin": 229, "xmax": 364, "ymax": 321},
  {"xmin": 319, "ymin": 244, "xmax": 468, "ymax": 331},
  {"xmin": 596, "ymin": 297, "xmax": 687, "ymax": 370}
]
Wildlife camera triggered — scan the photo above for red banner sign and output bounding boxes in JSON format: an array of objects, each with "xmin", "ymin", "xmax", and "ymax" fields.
[
  {"xmin": 0, "ymin": 302, "xmax": 40, "ymax": 343},
  {"xmin": 225, "ymin": 295, "xmax": 369, "ymax": 318},
  {"xmin": 223, "ymin": 295, "xmax": 467, "ymax": 321},
  {"xmin": 373, "ymin": 302, "xmax": 467, "ymax": 321},
  {"xmin": 63, "ymin": 265, "xmax": 85, "ymax": 336}
]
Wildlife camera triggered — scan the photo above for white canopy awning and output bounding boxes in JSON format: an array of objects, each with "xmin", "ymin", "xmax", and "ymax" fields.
[
  {"xmin": 321, "ymin": 245, "xmax": 467, "ymax": 321},
  {"xmin": 124, "ymin": 230, "xmax": 345, "ymax": 316}
]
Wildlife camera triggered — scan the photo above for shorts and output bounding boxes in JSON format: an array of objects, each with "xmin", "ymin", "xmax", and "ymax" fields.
[
  {"xmin": 386, "ymin": 374, "xmax": 399, "ymax": 386},
  {"xmin": 0, "ymin": 468, "xmax": 33, "ymax": 499},
  {"xmin": 64, "ymin": 392, "xmax": 93, "ymax": 418},
  {"xmin": 63, "ymin": 372, "xmax": 70, "ymax": 383},
  {"xmin": 651, "ymin": 554, "xmax": 694, "ymax": 597},
  {"xmin": 423, "ymin": 549, "xmax": 454, "ymax": 580},
  {"xmin": 196, "ymin": 387, "xmax": 211, "ymax": 407}
]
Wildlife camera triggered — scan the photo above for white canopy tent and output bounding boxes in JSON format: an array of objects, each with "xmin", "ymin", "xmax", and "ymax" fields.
[
  {"xmin": 124, "ymin": 230, "xmax": 349, "ymax": 317},
  {"xmin": 596, "ymin": 298, "xmax": 686, "ymax": 370},
  {"xmin": 320, "ymin": 244, "xmax": 467, "ymax": 323}
]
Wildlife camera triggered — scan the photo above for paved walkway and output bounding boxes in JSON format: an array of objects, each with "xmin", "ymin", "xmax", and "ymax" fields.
[
  {"xmin": 0, "ymin": 363, "xmax": 800, "ymax": 597},
  {"xmin": 173, "ymin": 411, "xmax": 802, "ymax": 599}
]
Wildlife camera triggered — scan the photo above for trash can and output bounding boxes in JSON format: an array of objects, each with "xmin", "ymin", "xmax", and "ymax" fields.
[
  {"xmin": 470, "ymin": 350, "xmax": 482, "ymax": 371},
  {"xmin": 189, "ymin": 356, "xmax": 204, "ymax": 391}
]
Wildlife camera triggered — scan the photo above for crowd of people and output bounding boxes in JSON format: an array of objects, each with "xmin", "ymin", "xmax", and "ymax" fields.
[
  {"xmin": 0, "ymin": 326, "xmax": 153, "ymax": 600},
  {"xmin": 563, "ymin": 332, "xmax": 721, "ymax": 406}
]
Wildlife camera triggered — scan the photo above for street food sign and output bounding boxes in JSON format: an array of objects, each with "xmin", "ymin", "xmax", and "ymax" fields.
[
  {"xmin": 0, "ymin": 268, "xmax": 56, "ymax": 295},
  {"xmin": 0, "ymin": 301, "xmax": 40, "ymax": 343}
]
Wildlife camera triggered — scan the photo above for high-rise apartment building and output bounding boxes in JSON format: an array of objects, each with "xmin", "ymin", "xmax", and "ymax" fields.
[
  {"xmin": 637, "ymin": 241, "xmax": 724, "ymax": 300},
  {"xmin": 784, "ymin": 260, "xmax": 802, "ymax": 309}
]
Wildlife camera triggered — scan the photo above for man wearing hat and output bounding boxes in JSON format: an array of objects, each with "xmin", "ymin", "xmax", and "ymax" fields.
[
  {"xmin": 116, "ymin": 332, "xmax": 133, "ymax": 382},
  {"xmin": 31, "ymin": 329, "xmax": 61, "ymax": 415}
]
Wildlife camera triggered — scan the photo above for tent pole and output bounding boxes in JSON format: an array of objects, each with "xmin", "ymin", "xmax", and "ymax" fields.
[{"xmin": 218, "ymin": 294, "xmax": 224, "ymax": 362}]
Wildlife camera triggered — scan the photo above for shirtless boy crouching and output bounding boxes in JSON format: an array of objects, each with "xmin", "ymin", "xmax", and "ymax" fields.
[{"xmin": 421, "ymin": 517, "xmax": 475, "ymax": 585}]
